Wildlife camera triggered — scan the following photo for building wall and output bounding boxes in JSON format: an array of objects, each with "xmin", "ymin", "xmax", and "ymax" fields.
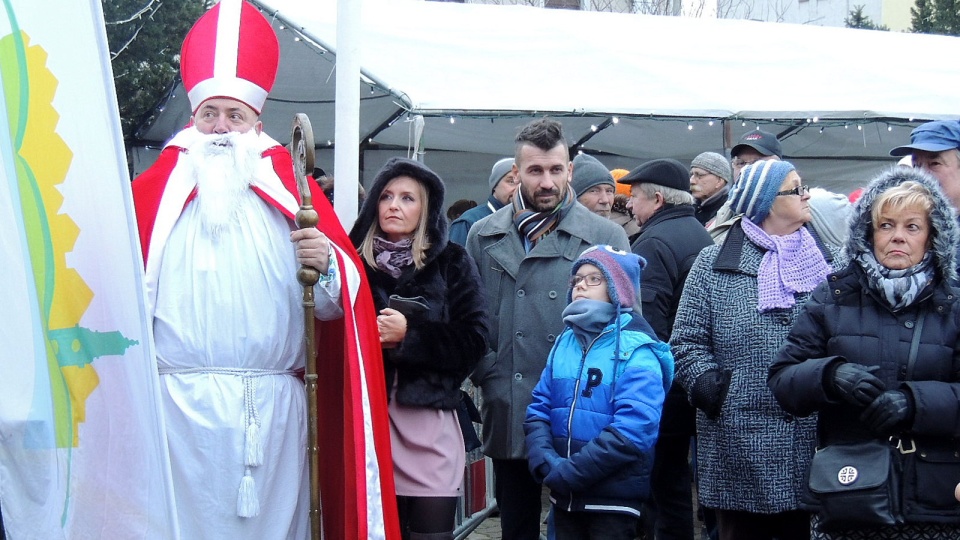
[{"xmin": 460, "ymin": 0, "xmax": 914, "ymax": 30}]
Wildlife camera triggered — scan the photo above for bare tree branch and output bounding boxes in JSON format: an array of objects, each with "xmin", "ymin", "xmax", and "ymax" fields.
[{"xmin": 106, "ymin": 0, "xmax": 161, "ymax": 25}]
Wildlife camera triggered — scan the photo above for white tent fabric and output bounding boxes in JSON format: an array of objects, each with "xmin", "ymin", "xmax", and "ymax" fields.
[{"xmin": 131, "ymin": 0, "xmax": 960, "ymax": 201}]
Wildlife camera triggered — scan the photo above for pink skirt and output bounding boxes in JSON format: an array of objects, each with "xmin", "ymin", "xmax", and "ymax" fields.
[{"xmin": 389, "ymin": 393, "xmax": 465, "ymax": 497}]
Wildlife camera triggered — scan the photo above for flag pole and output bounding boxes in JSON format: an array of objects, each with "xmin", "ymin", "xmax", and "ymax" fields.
[{"xmin": 289, "ymin": 113, "xmax": 322, "ymax": 540}]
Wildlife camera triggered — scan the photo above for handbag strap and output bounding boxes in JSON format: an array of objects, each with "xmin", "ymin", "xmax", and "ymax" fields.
[{"xmin": 906, "ymin": 313, "xmax": 925, "ymax": 382}]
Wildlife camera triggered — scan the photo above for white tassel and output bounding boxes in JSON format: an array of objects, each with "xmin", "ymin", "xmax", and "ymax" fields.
[
  {"xmin": 245, "ymin": 421, "xmax": 263, "ymax": 467},
  {"xmin": 237, "ymin": 468, "xmax": 260, "ymax": 517}
]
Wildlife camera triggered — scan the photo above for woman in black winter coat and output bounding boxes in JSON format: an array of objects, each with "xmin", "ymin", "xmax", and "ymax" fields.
[
  {"xmin": 348, "ymin": 157, "xmax": 488, "ymax": 540},
  {"xmin": 769, "ymin": 166, "xmax": 960, "ymax": 539}
]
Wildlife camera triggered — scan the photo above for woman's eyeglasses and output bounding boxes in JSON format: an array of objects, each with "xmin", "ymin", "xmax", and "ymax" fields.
[
  {"xmin": 569, "ymin": 273, "xmax": 606, "ymax": 288},
  {"xmin": 775, "ymin": 185, "xmax": 810, "ymax": 197}
]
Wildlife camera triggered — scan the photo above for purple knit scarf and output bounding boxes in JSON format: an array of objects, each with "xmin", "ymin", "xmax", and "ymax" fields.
[{"xmin": 740, "ymin": 218, "xmax": 830, "ymax": 312}]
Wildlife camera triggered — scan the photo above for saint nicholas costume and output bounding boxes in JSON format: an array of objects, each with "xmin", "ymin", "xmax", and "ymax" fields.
[{"xmin": 131, "ymin": 2, "xmax": 399, "ymax": 538}]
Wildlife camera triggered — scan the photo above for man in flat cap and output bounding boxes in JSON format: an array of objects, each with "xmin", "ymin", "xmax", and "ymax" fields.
[
  {"xmin": 131, "ymin": 1, "xmax": 396, "ymax": 537},
  {"xmin": 619, "ymin": 158, "xmax": 713, "ymax": 540}
]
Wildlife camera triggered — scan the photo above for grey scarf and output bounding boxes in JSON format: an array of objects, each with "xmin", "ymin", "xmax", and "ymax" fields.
[{"xmin": 856, "ymin": 250, "xmax": 935, "ymax": 311}]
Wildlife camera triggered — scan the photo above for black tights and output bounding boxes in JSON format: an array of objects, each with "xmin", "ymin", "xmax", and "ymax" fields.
[{"xmin": 396, "ymin": 495, "xmax": 458, "ymax": 539}]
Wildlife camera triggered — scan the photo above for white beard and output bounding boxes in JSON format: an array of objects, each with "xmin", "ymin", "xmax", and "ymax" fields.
[{"xmin": 186, "ymin": 130, "xmax": 262, "ymax": 237}]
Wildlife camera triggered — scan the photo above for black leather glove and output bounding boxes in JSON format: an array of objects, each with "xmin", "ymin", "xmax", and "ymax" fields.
[
  {"xmin": 690, "ymin": 369, "xmax": 732, "ymax": 420},
  {"xmin": 860, "ymin": 390, "xmax": 914, "ymax": 435},
  {"xmin": 830, "ymin": 362, "xmax": 885, "ymax": 407}
]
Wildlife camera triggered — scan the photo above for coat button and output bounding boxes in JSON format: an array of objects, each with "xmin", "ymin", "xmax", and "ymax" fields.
[
  {"xmin": 516, "ymin": 331, "xmax": 524, "ymax": 338},
  {"xmin": 517, "ymin": 289, "xmax": 525, "ymax": 298},
  {"xmin": 834, "ymin": 289, "xmax": 841, "ymax": 295},
  {"xmin": 899, "ymin": 366, "xmax": 907, "ymax": 377},
  {"xmin": 905, "ymin": 320, "xmax": 915, "ymax": 329},
  {"xmin": 547, "ymin": 334, "xmax": 556, "ymax": 343},
  {"xmin": 514, "ymin": 372, "xmax": 523, "ymax": 381},
  {"xmin": 548, "ymin": 291, "xmax": 558, "ymax": 299}
]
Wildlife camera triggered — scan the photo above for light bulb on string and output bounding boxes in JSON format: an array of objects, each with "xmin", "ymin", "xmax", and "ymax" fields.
[
  {"xmin": 450, "ymin": 117, "xmax": 455, "ymax": 124},
  {"xmin": 612, "ymin": 117, "xmax": 619, "ymax": 124},
  {"xmin": 687, "ymin": 123, "xmax": 693, "ymax": 131}
]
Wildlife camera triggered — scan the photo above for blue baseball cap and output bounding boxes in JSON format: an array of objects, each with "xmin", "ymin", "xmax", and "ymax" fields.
[{"xmin": 890, "ymin": 120, "xmax": 960, "ymax": 157}]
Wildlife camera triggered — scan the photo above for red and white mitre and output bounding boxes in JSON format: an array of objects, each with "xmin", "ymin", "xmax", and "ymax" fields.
[{"xmin": 180, "ymin": 0, "xmax": 279, "ymax": 114}]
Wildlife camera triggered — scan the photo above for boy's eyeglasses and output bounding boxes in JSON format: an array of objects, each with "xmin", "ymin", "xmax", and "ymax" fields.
[
  {"xmin": 569, "ymin": 273, "xmax": 606, "ymax": 288},
  {"xmin": 775, "ymin": 185, "xmax": 810, "ymax": 197}
]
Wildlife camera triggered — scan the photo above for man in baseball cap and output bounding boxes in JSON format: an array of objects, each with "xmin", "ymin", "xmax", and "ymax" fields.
[
  {"xmin": 890, "ymin": 120, "xmax": 960, "ymax": 212},
  {"xmin": 730, "ymin": 129, "xmax": 783, "ymax": 182}
]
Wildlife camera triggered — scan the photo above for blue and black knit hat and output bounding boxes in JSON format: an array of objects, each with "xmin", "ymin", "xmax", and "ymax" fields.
[
  {"xmin": 569, "ymin": 245, "xmax": 646, "ymax": 309},
  {"xmin": 729, "ymin": 160, "xmax": 796, "ymax": 224}
]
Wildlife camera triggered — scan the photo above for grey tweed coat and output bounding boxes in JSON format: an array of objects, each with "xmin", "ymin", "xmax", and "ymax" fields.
[{"xmin": 671, "ymin": 222, "xmax": 838, "ymax": 513}]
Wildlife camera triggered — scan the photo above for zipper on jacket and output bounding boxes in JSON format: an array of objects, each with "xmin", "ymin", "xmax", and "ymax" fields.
[{"xmin": 563, "ymin": 328, "xmax": 611, "ymax": 512}]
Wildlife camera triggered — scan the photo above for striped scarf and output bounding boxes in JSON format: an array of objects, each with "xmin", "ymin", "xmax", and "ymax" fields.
[{"xmin": 512, "ymin": 188, "xmax": 575, "ymax": 251}]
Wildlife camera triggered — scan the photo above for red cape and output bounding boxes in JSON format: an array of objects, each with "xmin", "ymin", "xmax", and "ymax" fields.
[{"xmin": 132, "ymin": 139, "xmax": 400, "ymax": 540}]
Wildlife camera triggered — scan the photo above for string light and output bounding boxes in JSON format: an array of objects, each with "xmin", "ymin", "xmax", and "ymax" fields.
[
  {"xmin": 741, "ymin": 121, "xmax": 746, "ymax": 127},
  {"xmin": 590, "ymin": 125, "xmax": 598, "ymax": 132},
  {"xmin": 708, "ymin": 120, "xmax": 714, "ymax": 126},
  {"xmin": 449, "ymin": 117, "xmax": 455, "ymax": 124},
  {"xmin": 611, "ymin": 117, "xmax": 620, "ymax": 124},
  {"xmin": 687, "ymin": 123, "xmax": 693, "ymax": 130}
]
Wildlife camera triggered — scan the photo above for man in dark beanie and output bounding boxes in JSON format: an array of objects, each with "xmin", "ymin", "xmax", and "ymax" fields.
[
  {"xmin": 690, "ymin": 151, "xmax": 733, "ymax": 226},
  {"xmin": 571, "ymin": 153, "xmax": 616, "ymax": 218},
  {"xmin": 619, "ymin": 158, "xmax": 713, "ymax": 540},
  {"xmin": 449, "ymin": 157, "xmax": 517, "ymax": 245}
]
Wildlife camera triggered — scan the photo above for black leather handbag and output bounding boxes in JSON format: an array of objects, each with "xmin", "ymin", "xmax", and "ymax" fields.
[{"xmin": 807, "ymin": 439, "xmax": 901, "ymax": 532}]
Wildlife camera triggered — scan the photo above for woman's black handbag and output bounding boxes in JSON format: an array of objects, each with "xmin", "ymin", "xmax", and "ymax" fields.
[{"xmin": 807, "ymin": 439, "xmax": 901, "ymax": 532}]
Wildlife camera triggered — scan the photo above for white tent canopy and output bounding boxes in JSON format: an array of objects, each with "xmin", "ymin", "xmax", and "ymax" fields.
[{"xmin": 130, "ymin": 0, "xmax": 960, "ymax": 202}]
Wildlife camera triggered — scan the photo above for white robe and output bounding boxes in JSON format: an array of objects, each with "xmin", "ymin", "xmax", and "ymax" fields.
[{"xmin": 153, "ymin": 189, "xmax": 341, "ymax": 539}]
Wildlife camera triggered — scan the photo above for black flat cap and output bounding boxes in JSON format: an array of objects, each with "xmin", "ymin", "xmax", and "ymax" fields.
[{"xmin": 617, "ymin": 158, "xmax": 690, "ymax": 192}]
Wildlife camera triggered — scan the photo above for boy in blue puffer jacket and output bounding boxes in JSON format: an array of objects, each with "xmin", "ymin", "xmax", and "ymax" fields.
[{"xmin": 524, "ymin": 245, "xmax": 674, "ymax": 540}]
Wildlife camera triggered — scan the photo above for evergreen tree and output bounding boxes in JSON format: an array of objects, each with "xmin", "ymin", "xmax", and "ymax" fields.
[
  {"xmin": 845, "ymin": 5, "xmax": 889, "ymax": 30},
  {"xmin": 911, "ymin": 0, "xmax": 960, "ymax": 35},
  {"xmin": 102, "ymin": 0, "xmax": 210, "ymax": 138}
]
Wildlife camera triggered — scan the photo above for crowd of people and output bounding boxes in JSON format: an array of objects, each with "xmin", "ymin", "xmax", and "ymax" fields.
[{"xmin": 120, "ymin": 2, "xmax": 960, "ymax": 539}]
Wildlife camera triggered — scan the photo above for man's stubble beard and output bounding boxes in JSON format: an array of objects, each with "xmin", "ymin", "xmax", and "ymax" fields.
[{"xmin": 188, "ymin": 130, "xmax": 261, "ymax": 237}]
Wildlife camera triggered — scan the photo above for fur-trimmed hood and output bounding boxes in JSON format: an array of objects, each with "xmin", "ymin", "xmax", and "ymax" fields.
[
  {"xmin": 846, "ymin": 166, "xmax": 958, "ymax": 282},
  {"xmin": 348, "ymin": 157, "xmax": 448, "ymax": 263}
]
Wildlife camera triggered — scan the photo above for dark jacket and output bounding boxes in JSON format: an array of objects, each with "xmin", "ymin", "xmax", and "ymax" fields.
[
  {"xmin": 694, "ymin": 190, "xmax": 728, "ymax": 226},
  {"xmin": 448, "ymin": 195, "xmax": 505, "ymax": 246},
  {"xmin": 349, "ymin": 157, "xmax": 489, "ymax": 410},
  {"xmin": 630, "ymin": 204, "xmax": 712, "ymax": 342},
  {"xmin": 769, "ymin": 166, "xmax": 960, "ymax": 525}
]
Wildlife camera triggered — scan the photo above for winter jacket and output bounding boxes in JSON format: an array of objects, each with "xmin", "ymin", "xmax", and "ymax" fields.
[
  {"xmin": 769, "ymin": 166, "xmax": 960, "ymax": 526},
  {"xmin": 630, "ymin": 204, "xmax": 712, "ymax": 342},
  {"xmin": 466, "ymin": 202, "xmax": 630, "ymax": 459},
  {"xmin": 670, "ymin": 221, "xmax": 837, "ymax": 513},
  {"xmin": 448, "ymin": 195, "xmax": 505, "ymax": 246},
  {"xmin": 349, "ymin": 157, "xmax": 489, "ymax": 410},
  {"xmin": 524, "ymin": 312, "xmax": 674, "ymax": 516}
]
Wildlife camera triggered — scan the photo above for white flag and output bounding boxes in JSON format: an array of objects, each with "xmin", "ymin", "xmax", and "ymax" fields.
[{"xmin": 0, "ymin": 0, "xmax": 177, "ymax": 538}]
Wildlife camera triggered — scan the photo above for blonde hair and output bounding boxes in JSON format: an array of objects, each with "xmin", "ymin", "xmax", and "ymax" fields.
[
  {"xmin": 871, "ymin": 181, "xmax": 934, "ymax": 231},
  {"xmin": 359, "ymin": 177, "xmax": 432, "ymax": 270}
]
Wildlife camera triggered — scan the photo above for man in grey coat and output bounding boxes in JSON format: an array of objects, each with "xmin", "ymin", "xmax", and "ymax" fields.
[{"xmin": 467, "ymin": 118, "xmax": 630, "ymax": 540}]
